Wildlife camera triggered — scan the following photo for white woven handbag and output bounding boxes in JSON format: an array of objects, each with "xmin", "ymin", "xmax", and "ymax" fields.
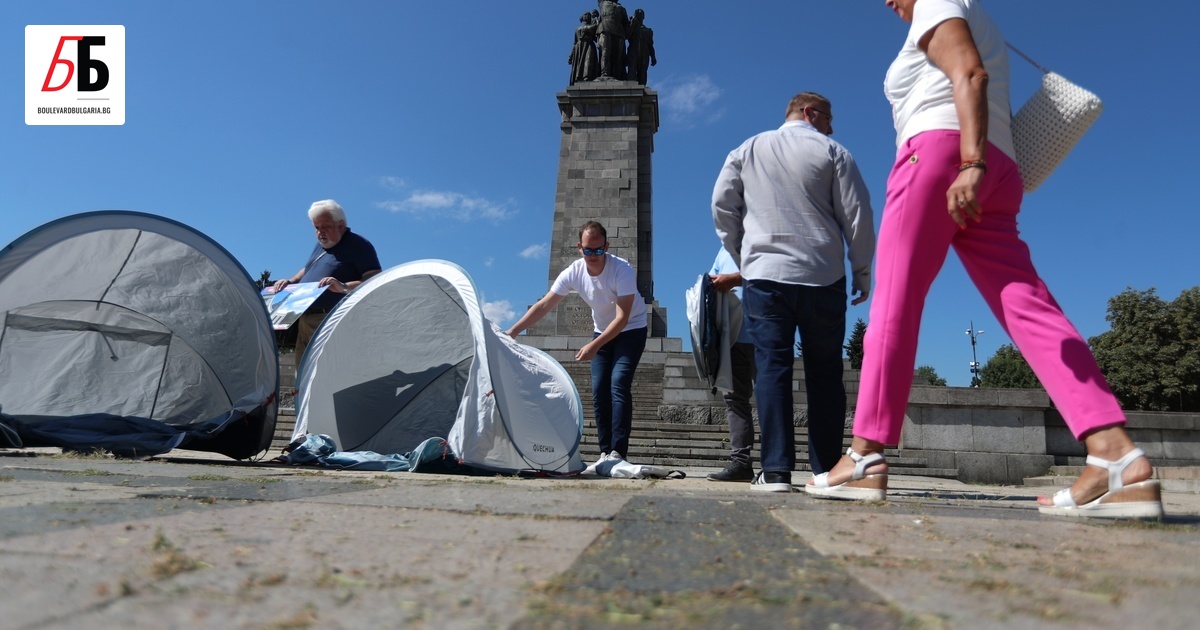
[{"xmin": 1008, "ymin": 44, "xmax": 1103, "ymax": 193}]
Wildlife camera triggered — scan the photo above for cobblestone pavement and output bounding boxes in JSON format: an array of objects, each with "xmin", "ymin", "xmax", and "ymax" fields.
[{"xmin": 2, "ymin": 448, "xmax": 1198, "ymax": 629}]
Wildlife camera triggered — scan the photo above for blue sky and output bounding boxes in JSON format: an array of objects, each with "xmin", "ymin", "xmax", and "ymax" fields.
[{"xmin": 5, "ymin": 1, "xmax": 1198, "ymax": 386}]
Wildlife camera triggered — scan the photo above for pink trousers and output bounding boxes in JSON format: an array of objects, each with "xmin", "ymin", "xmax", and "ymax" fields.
[{"xmin": 854, "ymin": 130, "xmax": 1126, "ymax": 445}]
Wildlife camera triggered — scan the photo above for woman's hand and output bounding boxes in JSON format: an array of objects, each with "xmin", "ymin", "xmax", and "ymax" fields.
[{"xmin": 946, "ymin": 167, "xmax": 985, "ymax": 229}]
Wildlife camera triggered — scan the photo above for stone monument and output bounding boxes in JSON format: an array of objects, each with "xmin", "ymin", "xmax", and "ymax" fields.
[
  {"xmin": 518, "ymin": 7, "xmax": 677, "ymax": 441},
  {"xmin": 527, "ymin": 80, "xmax": 666, "ymax": 338}
]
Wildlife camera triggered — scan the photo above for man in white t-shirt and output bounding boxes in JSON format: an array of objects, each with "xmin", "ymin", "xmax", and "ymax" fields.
[{"xmin": 507, "ymin": 221, "xmax": 648, "ymax": 466}]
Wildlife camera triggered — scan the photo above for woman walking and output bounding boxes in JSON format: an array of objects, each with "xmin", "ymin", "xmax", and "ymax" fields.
[{"xmin": 806, "ymin": 0, "xmax": 1163, "ymax": 519}]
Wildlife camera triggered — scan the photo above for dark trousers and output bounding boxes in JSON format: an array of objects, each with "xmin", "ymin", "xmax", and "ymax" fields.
[
  {"xmin": 591, "ymin": 326, "xmax": 647, "ymax": 457},
  {"xmin": 725, "ymin": 341, "xmax": 757, "ymax": 467},
  {"xmin": 744, "ymin": 278, "xmax": 847, "ymax": 476}
]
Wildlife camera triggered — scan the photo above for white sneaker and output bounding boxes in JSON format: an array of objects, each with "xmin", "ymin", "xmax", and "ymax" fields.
[
  {"xmin": 750, "ymin": 471, "xmax": 794, "ymax": 493},
  {"xmin": 607, "ymin": 452, "xmax": 626, "ymax": 464},
  {"xmin": 585, "ymin": 452, "xmax": 609, "ymax": 473}
]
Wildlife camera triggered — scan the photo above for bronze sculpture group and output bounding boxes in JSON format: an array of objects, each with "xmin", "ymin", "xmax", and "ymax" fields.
[{"xmin": 569, "ymin": 1, "xmax": 656, "ymax": 85}]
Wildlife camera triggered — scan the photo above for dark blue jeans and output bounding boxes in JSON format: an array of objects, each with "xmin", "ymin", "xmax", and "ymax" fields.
[
  {"xmin": 591, "ymin": 326, "xmax": 647, "ymax": 457},
  {"xmin": 744, "ymin": 278, "xmax": 847, "ymax": 476}
]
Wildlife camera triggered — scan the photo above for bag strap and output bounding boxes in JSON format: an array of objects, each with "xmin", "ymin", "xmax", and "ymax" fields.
[{"xmin": 1006, "ymin": 42, "xmax": 1049, "ymax": 75}]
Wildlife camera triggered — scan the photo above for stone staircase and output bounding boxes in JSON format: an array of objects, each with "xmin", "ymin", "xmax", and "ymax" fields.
[
  {"xmin": 269, "ymin": 407, "xmax": 955, "ymax": 478},
  {"xmin": 272, "ymin": 351, "xmax": 955, "ymax": 477},
  {"xmin": 271, "ymin": 408, "xmax": 297, "ymax": 453},
  {"xmin": 578, "ymin": 421, "xmax": 957, "ymax": 477},
  {"xmin": 1023, "ymin": 465, "xmax": 1200, "ymax": 494},
  {"xmin": 560, "ymin": 362, "xmax": 665, "ymax": 427}
]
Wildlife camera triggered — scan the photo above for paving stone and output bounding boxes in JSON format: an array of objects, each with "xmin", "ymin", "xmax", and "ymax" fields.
[
  {"xmin": 2, "ymin": 450, "xmax": 1196, "ymax": 628},
  {"xmin": 519, "ymin": 495, "xmax": 903, "ymax": 628}
]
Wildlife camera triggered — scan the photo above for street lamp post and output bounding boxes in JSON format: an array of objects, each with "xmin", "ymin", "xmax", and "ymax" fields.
[{"xmin": 966, "ymin": 321, "xmax": 984, "ymax": 387}]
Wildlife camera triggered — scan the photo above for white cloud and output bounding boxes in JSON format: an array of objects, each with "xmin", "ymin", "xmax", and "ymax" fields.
[
  {"xmin": 375, "ymin": 189, "xmax": 516, "ymax": 222},
  {"xmin": 519, "ymin": 243, "xmax": 548, "ymax": 260},
  {"xmin": 379, "ymin": 176, "xmax": 407, "ymax": 190},
  {"xmin": 482, "ymin": 299, "xmax": 515, "ymax": 325},
  {"xmin": 656, "ymin": 74, "xmax": 724, "ymax": 126}
]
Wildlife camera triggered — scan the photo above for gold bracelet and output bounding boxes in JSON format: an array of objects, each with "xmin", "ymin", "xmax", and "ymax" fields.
[{"xmin": 958, "ymin": 159, "xmax": 987, "ymax": 173}]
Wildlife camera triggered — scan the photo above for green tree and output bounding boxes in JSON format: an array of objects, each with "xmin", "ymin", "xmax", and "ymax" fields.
[
  {"xmin": 845, "ymin": 318, "xmax": 867, "ymax": 370},
  {"xmin": 914, "ymin": 365, "xmax": 947, "ymax": 386},
  {"xmin": 980, "ymin": 343, "xmax": 1042, "ymax": 389},
  {"xmin": 255, "ymin": 269, "xmax": 272, "ymax": 290},
  {"xmin": 1172, "ymin": 287, "xmax": 1200, "ymax": 410},
  {"xmin": 1089, "ymin": 287, "xmax": 1200, "ymax": 412}
]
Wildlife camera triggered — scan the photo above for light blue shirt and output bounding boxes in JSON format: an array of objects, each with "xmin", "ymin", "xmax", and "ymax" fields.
[{"xmin": 710, "ymin": 247, "xmax": 751, "ymax": 344}]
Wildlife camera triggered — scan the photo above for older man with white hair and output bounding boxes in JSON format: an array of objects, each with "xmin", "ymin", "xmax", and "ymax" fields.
[{"xmin": 274, "ymin": 199, "xmax": 381, "ymax": 364}]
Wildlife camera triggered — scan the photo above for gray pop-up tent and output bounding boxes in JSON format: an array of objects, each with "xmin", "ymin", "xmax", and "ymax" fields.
[
  {"xmin": 293, "ymin": 259, "xmax": 584, "ymax": 474},
  {"xmin": 0, "ymin": 211, "xmax": 278, "ymax": 458}
]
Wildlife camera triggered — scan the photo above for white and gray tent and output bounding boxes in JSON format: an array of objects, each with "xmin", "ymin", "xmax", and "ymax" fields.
[
  {"xmin": 0, "ymin": 211, "xmax": 278, "ymax": 459},
  {"xmin": 293, "ymin": 259, "xmax": 584, "ymax": 474}
]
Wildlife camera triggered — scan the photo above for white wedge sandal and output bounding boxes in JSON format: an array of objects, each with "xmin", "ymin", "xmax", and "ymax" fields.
[
  {"xmin": 805, "ymin": 448, "xmax": 888, "ymax": 501},
  {"xmin": 1037, "ymin": 448, "xmax": 1164, "ymax": 519}
]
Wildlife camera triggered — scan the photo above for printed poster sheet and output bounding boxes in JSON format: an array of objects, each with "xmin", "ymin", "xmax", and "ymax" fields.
[{"xmin": 261, "ymin": 282, "xmax": 327, "ymax": 330}]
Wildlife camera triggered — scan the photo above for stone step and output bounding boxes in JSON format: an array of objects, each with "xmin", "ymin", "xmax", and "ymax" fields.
[
  {"xmin": 577, "ymin": 436, "xmax": 942, "ymax": 474},
  {"xmin": 612, "ymin": 457, "xmax": 959, "ymax": 480},
  {"xmin": 886, "ymin": 468, "xmax": 962, "ymax": 479},
  {"xmin": 271, "ymin": 409, "xmax": 297, "ymax": 452},
  {"xmin": 1024, "ymin": 466, "xmax": 1200, "ymax": 493},
  {"xmin": 584, "ymin": 432, "xmax": 856, "ymax": 448},
  {"xmin": 1021, "ymin": 475, "xmax": 1071, "ymax": 488},
  {"xmin": 580, "ymin": 453, "xmax": 943, "ymax": 473},
  {"xmin": 587, "ymin": 421, "xmax": 838, "ymax": 434},
  {"xmin": 269, "ymin": 407, "xmax": 953, "ymax": 479},
  {"xmin": 1033, "ymin": 465, "xmax": 1200, "ymax": 481}
]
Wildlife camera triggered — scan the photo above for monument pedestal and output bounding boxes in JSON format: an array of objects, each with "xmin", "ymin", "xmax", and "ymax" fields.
[{"xmin": 529, "ymin": 81, "xmax": 666, "ymax": 338}]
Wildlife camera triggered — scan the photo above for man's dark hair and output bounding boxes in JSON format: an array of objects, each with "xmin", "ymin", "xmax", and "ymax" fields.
[{"xmin": 579, "ymin": 220, "xmax": 607, "ymax": 241}]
